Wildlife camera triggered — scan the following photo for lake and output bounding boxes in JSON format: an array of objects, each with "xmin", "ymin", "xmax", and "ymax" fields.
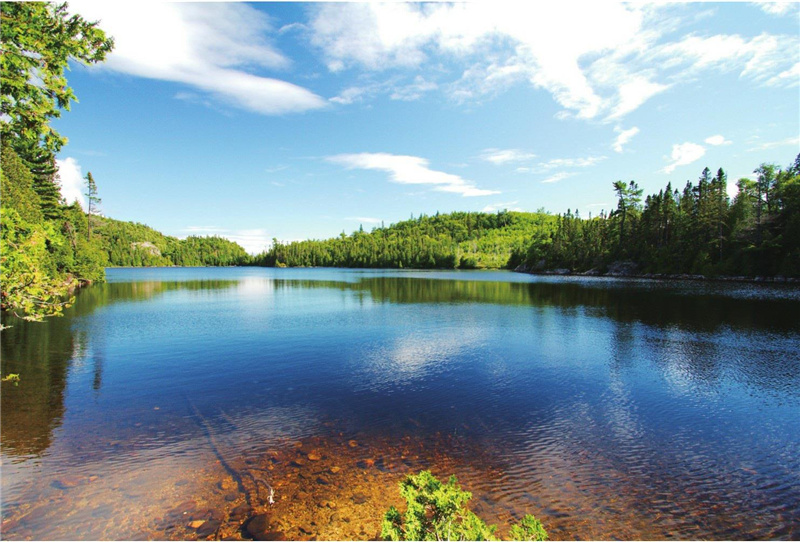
[{"xmin": 1, "ymin": 267, "xmax": 799, "ymax": 540}]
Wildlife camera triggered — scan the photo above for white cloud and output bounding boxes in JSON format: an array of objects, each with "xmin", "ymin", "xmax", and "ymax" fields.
[
  {"xmin": 607, "ymin": 77, "xmax": 669, "ymax": 120},
  {"xmin": 327, "ymin": 152, "xmax": 499, "ymax": 197},
  {"xmin": 308, "ymin": 4, "xmax": 798, "ymax": 120},
  {"xmin": 755, "ymin": 2, "xmax": 799, "ymax": 16},
  {"xmin": 56, "ymin": 157, "xmax": 87, "ymax": 209},
  {"xmin": 541, "ymin": 172, "xmax": 575, "ymax": 184},
  {"xmin": 390, "ymin": 76, "xmax": 438, "ymax": 101},
  {"xmin": 661, "ymin": 142, "xmax": 706, "ymax": 174},
  {"xmin": 748, "ymin": 135, "xmax": 800, "ymax": 151},
  {"xmin": 480, "ymin": 148, "xmax": 537, "ymax": 165},
  {"xmin": 536, "ymin": 156, "xmax": 607, "ymax": 171},
  {"xmin": 705, "ymin": 134, "xmax": 732, "ymax": 146},
  {"xmin": 330, "ymin": 85, "xmax": 373, "ymax": 105},
  {"xmin": 482, "ymin": 201, "xmax": 522, "ymax": 212},
  {"xmin": 766, "ymin": 61, "xmax": 800, "ymax": 87},
  {"xmin": 613, "ymin": 126, "xmax": 640, "ymax": 153},
  {"xmin": 71, "ymin": 2, "xmax": 326, "ymax": 115}
]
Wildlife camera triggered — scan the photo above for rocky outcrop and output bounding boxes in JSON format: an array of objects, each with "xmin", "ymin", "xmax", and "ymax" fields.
[{"xmin": 130, "ymin": 241, "xmax": 161, "ymax": 256}]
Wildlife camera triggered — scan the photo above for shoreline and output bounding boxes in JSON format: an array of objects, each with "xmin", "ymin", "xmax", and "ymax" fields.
[{"xmin": 512, "ymin": 264, "xmax": 800, "ymax": 284}]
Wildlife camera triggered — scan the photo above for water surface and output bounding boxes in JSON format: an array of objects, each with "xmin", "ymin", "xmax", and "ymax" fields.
[{"xmin": 2, "ymin": 268, "xmax": 799, "ymax": 540}]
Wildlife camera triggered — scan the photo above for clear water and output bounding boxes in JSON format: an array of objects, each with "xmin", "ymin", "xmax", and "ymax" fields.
[{"xmin": 2, "ymin": 268, "xmax": 799, "ymax": 540}]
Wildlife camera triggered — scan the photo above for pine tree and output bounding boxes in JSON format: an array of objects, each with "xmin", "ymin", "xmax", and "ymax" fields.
[{"xmin": 84, "ymin": 171, "xmax": 101, "ymax": 240}]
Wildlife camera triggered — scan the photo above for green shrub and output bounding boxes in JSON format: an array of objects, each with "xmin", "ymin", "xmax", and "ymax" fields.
[{"xmin": 381, "ymin": 470, "xmax": 547, "ymax": 541}]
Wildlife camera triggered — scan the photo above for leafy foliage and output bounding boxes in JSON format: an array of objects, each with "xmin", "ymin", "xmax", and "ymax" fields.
[
  {"xmin": 0, "ymin": 207, "xmax": 76, "ymax": 320},
  {"xmin": 381, "ymin": 471, "xmax": 547, "ymax": 542},
  {"xmin": 1, "ymin": 373, "xmax": 21, "ymax": 385},
  {"xmin": 0, "ymin": 2, "xmax": 113, "ymax": 155}
]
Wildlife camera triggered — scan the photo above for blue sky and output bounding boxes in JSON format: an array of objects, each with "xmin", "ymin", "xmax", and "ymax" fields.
[{"xmin": 53, "ymin": 2, "xmax": 799, "ymax": 253}]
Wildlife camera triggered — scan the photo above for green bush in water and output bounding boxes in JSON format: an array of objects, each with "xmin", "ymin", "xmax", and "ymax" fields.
[{"xmin": 381, "ymin": 470, "xmax": 548, "ymax": 541}]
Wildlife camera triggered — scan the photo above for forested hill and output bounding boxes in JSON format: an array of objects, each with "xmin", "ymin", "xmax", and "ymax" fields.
[
  {"xmin": 94, "ymin": 216, "xmax": 249, "ymax": 267},
  {"xmin": 253, "ymin": 211, "xmax": 557, "ymax": 269},
  {"xmin": 254, "ymin": 155, "xmax": 800, "ymax": 278}
]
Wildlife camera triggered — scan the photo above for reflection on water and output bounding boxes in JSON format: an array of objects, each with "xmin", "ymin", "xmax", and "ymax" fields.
[{"xmin": 1, "ymin": 268, "xmax": 799, "ymax": 540}]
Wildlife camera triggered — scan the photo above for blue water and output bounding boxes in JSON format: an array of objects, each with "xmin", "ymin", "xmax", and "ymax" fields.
[{"xmin": 2, "ymin": 268, "xmax": 799, "ymax": 540}]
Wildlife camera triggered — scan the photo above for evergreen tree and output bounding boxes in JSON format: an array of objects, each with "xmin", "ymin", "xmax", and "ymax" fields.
[{"xmin": 84, "ymin": 171, "xmax": 101, "ymax": 240}]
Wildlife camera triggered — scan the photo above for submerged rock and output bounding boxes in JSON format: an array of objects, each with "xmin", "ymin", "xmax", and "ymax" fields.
[
  {"xmin": 244, "ymin": 514, "xmax": 284, "ymax": 541},
  {"xmin": 196, "ymin": 519, "xmax": 222, "ymax": 538},
  {"xmin": 230, "ymin": 504, "xmax": 253, "ymax": 521},
  {"xmin": 51, "ymin": 475, "xmax": 87, "ymax": 489}
]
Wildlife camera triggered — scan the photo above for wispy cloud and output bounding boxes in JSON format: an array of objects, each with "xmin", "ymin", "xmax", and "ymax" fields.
[
  {"xmin": 613, "ymin": 126, "xmax": 640, "ymax": 153},
  {"xmin": 705, "ymin": 134, "xmax": 732, "ymax": 146},
  {"xmin": 748, "ymin": 135, "xmax": 800, "ymax": 151},
  {"xmin": 541, "ymin": 172, "xmax": 575, "ymax": 184},
  {"xmin": 330, "ymin": 85, "xmax": 375, "ymax": 105},
  {"xmin": 661, "ymin": 142, "xmax": 706, "ymax": 174},
  {"xmin": 518, "ymin": 155, "xmax": 607, "ymax": 173},
  {"xmin": 327, "ymin": 152, "xmax": 499, "ymax": 197},
  {"xmin": 390, "ymin": 76, "xmax": 438, "ymax": 101},
  {"xmin": 56, "ymin": 157, "xmax": 87, "ymax": 209},
  {"xmin": 71, "ymin": 2, "xmax": 326, "ymax": 115},
  {"xmin": 480, "ymin": 148, "xmax": 537, "ymax": 165}
]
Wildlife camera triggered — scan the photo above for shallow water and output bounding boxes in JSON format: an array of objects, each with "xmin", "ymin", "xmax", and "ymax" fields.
[{"xmin": 2, "ymin": 268, "xmax": 799, "ymax": 540}]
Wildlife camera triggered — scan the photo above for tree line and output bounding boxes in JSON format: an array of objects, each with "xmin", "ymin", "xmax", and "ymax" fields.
[
  {"xmin": 523, "ymin": 157, "xmax": 800, "ymax": 277},
  {"xmin": 253, "ymin": 155, "xmax": 800, "ymax": 279}
]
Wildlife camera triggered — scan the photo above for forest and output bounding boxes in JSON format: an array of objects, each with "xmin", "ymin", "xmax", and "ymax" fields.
[{"xmin": 254, "ymin": 154, "xmax": 800, "ymax": 279}]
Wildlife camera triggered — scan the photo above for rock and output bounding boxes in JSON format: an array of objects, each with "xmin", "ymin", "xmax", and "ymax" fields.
[
  {"xmin": 307, "ymin": 452, "xmax": 321, "ymax": 461},
  {"xmin": 606, "ymin": 260, "xmax": 639, "ymax": 277},
  {"xmin": 348, "ymin": 440, "xmax": 358, "ymax": 448},
  {"xmin": 51, "ymin": 474, "xmax": 86, "ymax": 489},
  {"xmin": 224, "ymin": 493, "xmax": 238, "ymax": 502},
  {"xmin": 315, "ymin": 477, "xmax": 329, "ymax": 486},
  {"xmin": 244, "ymin": 514, "xmax": 285, "ymax": 541},
  {"xmin": 196, "ymin": 519, "xmax": 221, "ymax": 538},
  {"xmin": 352, "ymin": 493, "xmax": 369, "ymax": 505},
  {"xmin": 189, "ymin": 520, "xmax": 205, "ymax": 529},
  {"xmin": 329, "ymin": 466, "xmax": 341, "ymax": 474},
  {"xmin": 230, "ymin": 504, "xmax": 253, "ymax": 521}
]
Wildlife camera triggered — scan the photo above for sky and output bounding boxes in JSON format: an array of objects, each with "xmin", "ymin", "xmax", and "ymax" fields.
[{"xmin": 53, "ymin": 1, "xmax": 800, "ymax": 254}]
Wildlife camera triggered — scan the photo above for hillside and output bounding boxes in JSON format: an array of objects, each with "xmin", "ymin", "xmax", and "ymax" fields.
[
  {"xmin": 253, "ymin": 211, "xmax": 558, "ymax": 269},
  {"xmin": 94, "ymin": 216, "xmax": 249, "ymax": 267}
]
